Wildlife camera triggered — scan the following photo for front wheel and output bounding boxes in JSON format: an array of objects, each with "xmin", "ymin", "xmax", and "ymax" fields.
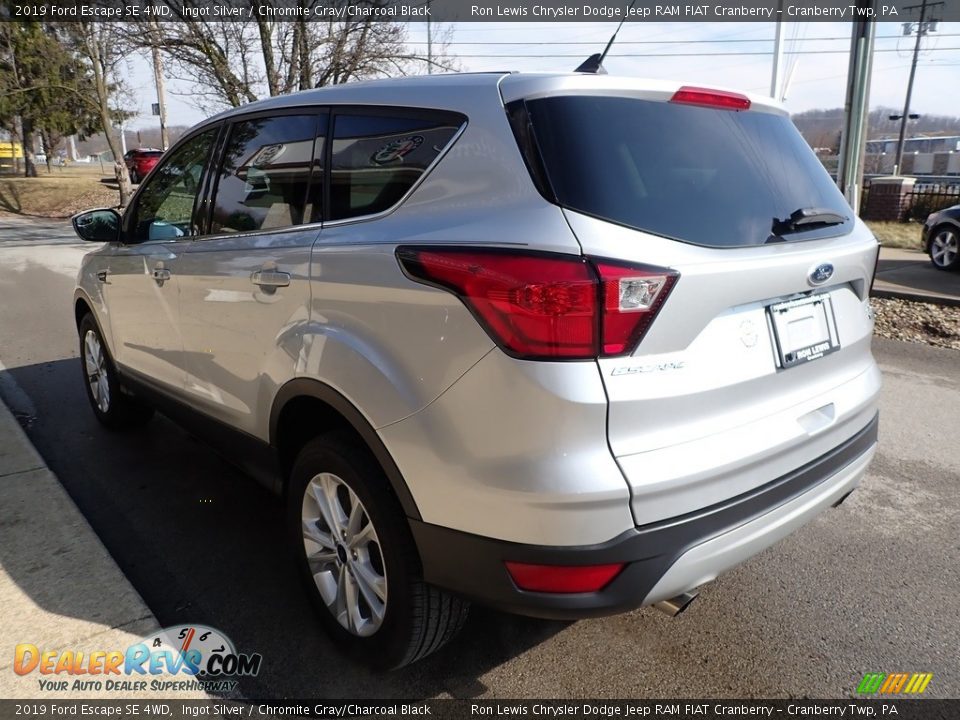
[
  {"xmin": 929, "ymin": 225, "xmax": 960, "ymax": 271},
  {"xmin": 287, "ymin": 433, "xmax": 468, "ymax": 669},
  {"xmin": 78, "ymin": 314, "xmax": 154, "ymax": 430}
]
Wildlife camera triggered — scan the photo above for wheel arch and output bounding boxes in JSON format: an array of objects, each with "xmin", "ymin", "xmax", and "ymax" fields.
[
  {"xmin": 74, "ymin": 295, "xmax": 94, "ymax": 330},
  {"xmin": 270, "ymin": 378, "xmax": 421, "ymax": 520}
]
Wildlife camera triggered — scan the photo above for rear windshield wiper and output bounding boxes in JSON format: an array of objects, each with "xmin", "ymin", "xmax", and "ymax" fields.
[{"xmin": 771, "ymin": 207, "xmax": 848, "ymax": 238}]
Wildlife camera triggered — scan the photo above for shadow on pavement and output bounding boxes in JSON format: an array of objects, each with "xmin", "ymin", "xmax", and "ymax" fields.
[
  {"xmin": 0, "ymin": 358, "xmax": 569, "ymax": 698},
  {"xmin": 874, "ymin": 254, "xmax": 960, "ymax": 300}
]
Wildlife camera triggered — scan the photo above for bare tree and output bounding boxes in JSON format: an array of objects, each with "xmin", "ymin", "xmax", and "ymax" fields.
[
  {"xmin": 66, "ymin": 23, "xmax": 136, "ymax": 206},
  {"xmin": 145, "ymin": 1, "xmax": 457, "ymax": 112}
]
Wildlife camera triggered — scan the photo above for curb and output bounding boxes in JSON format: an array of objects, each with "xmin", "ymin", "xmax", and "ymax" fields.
[
  {"xmin": 0, "ymin": 389, "xmax": 207, "ymax": 699},
  {"xmin": 870, "ymin": 287, "xmax": 960, "ymax": 308}
]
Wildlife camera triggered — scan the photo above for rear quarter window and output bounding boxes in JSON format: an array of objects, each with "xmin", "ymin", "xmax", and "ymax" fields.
[{"xmin": 329, "ymin": 111, "xmax": 464, "ymax": 221}]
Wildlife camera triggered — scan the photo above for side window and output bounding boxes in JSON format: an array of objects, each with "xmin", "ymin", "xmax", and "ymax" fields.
[
  {"xmin": 210, "ymin": 114, "xmax": 324, "ymax": 234},
  {"xmin": 330, "ymin": 112, "xmax": 463, "ymax": 221},
  {"xmin": 130, "ymin": 129, "xmax": 217, "ymax": 243}
]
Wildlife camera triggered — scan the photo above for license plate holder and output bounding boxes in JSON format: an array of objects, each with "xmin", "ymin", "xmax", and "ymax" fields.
[{"xmin": 768, "ymin": 294, "xmax": 840, "ymax": 368}]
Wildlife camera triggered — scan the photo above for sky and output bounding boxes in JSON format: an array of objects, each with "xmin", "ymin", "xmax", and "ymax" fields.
[{"xmin": 121, "ymin": 21, "xmax": 960, "ymax": 133}]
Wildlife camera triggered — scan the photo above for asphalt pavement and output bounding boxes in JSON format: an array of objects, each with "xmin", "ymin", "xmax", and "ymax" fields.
[
  {"xmin": 872, "ymin": 247, "xmax": 960, "ymax": 307},
  {"xmin": 0, "ymin": 217, "xmax": 958, "ymax": 699}
]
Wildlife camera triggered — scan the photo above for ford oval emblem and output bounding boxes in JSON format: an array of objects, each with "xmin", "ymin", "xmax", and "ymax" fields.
[{"xmin": 809, "ymin": 263, "xmax": 834, "ymax": 285}]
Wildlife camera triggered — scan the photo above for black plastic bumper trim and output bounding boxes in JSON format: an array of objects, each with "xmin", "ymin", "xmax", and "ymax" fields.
[{"xmin": 412, "ymin": 413, "xmax": 878, "ymax": 619}]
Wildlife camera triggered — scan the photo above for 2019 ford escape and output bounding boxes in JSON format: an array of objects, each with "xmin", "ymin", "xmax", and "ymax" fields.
[{"xmin": 71, "ymin": 73, "xmax": 881, "ymax": 669}]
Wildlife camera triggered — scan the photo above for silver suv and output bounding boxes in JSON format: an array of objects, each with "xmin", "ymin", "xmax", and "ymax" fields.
[{"xmin": 72, "ymin": 73, "xmax": 880, "ymax": 669}]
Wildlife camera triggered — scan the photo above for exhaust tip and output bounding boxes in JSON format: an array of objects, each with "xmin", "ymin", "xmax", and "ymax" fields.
[
  {"xmin": 832, "ymin": 490, "xmax": 855, "ymax": 508},
  {"xmin": 653, "ymin": 591, "xmax": 698, "ymax": 617}
]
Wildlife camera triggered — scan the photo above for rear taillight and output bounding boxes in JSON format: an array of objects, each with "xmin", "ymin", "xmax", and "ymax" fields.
[
  {"xmin": 396, "ymin": 247, "xmax": 678, "ymax": 360},
  {"xmin": 505, "ymin": 561, "xmax": 625, "ymax": 593},
  {"xmin": 670, "ymin": 86, "xmax": 751, "ymax": 111}
]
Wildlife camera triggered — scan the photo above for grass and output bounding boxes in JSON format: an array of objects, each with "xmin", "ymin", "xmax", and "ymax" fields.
[
  {"xmin": 865, "ymin": 221, "xmax": 924, "ymax": 251},
  {"xmin": 0, "ymin": 165, "xmax": 119, "ymax": 218}
]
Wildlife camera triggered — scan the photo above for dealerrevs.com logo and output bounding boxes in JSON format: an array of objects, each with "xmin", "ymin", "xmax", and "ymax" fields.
[{"xmin": 13, "ymin": 625, "xmax": 262, "ymax": 693}]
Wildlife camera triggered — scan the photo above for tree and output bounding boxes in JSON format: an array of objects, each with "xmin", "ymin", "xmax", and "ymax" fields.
[
  {"xmin": 0, "ymin": 20, "xmax": 99, "ymax": 176},
  {"xmin": 143, "ymin": 1, "xmax": 457, "ymax": 111},
  {"xmin": 62, "ymin": 22, "xmax": 137, "ymax": 206}
]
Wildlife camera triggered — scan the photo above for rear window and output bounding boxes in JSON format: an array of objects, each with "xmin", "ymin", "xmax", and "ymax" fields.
[{"xmin": 514, "ymin": 95, "xmax": 852, "ymax": 248}]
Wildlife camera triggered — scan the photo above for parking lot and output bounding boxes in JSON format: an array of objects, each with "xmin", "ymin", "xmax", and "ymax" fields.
[{"xmin": 0, "ymin": 217, "xmax": 958, "ymax": 698}]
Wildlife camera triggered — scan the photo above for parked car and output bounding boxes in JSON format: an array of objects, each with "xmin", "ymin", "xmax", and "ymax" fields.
[
  {"xmin": 922, "ymin": 204, "xmax": 960, "ymax": 271},
  {"xmin": 123, "ymin": 148, "xmax": 164, "ymax": 183},
  {"xmin": 71, "ymin": 73, "xmax": 881, "ymax": 669}
]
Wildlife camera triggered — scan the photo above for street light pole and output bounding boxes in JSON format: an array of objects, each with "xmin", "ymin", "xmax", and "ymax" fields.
[{"xmin": 836, "ymin": 1, "xmax": 876, "ymax": 211}]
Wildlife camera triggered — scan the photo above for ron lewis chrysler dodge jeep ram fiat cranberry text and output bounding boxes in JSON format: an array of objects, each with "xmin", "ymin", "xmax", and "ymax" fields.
[{"xmin": 72, "ymin": 73, "xmax": 880, "ymax": 669}]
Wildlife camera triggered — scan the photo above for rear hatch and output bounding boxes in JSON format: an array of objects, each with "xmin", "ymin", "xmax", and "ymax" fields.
[{"xmin": 503, "ymin": 77, "xmax": 880, "ymax": 526}]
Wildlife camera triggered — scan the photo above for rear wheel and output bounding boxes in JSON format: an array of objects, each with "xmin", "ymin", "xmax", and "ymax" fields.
[
  {"xmin": 287, "ymin": 433, "xmax": 468, "ymax": 669},
  {"xmin": 78, "ymin": 314, "xmax": 154, "ymax": 430},
  {"xmin": 929, "ymin": 225, "xmax": 960, "ymax": 271}
]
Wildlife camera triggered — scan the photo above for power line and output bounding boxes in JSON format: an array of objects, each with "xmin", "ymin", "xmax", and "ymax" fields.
[
  {"xmin": 449, "ymin": 47, "xmax": 960, "ymax": 58},
  {"xmin": 415, "ymin": 34, "xmax": 960, "ymax": 46}
]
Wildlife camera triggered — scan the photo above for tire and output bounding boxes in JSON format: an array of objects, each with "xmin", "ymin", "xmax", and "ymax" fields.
[
  {"xmin": 287, "ymin": 433, "xmax": 469, "ymax": 669},
  {"xmin": 78, "ymin": 314, "xmax": 154, "ymax": 430},
  {"xmin": 928, "ymin": 225, "xmax": 960, "ymax": 271},
  {"xmin": 129, "ymin": 169, "xmax": 139, "ymax": 184}
]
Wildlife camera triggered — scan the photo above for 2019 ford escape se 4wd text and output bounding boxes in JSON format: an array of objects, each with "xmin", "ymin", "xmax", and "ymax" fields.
[{"xmin": 71, "ymin": 73, "xmax": 881, "ymax": 669}]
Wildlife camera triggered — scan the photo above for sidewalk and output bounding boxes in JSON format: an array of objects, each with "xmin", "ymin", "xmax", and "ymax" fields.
[
  {"xmin": 872, "ymin": 246, "xmax": 960, "ymax": 307},
  {"xmin": 0, "ymin": 397, "xmax": 202, "ymax": 699}
]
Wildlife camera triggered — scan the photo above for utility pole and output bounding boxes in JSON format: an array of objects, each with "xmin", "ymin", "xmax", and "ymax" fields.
[
  {"xmin": 151, "ymin": 19, "xmax": 169, "ymax": 151},
  {"xmin": 426, "ymin": 7, "xmax": 433, "ymax": 74},
  {"xmin": 836, "ymin": 1, "xmax": 877, "ymax": 211},
  {"xmin": 893, "ymin": 0, "xmax": 941, "ymax": 175},
  {"xmin": 770, "ymin": 1, "xmax": 785, "ymax": 100}
]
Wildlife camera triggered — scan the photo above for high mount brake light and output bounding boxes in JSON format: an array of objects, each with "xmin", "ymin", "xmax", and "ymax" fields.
[
  {"xmin": 396, "ymin": 247, "xmax": 678, "ymax": 361},
  {"xmin": 670, "ymin": 86, "xmax": 751, "ymax": 111}
]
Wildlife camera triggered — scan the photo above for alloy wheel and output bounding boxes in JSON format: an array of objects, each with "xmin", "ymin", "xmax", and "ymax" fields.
[
  {"xmin": 931, "ymin": 228, "xmax": 959, "ymax": 268},
  {"xmin": 301, "ymin": 472, "xmax": 388, "ymax": 637},
  {"xmin": 83, "ymin": 330, "xmax": 110, "ymax": 413}
]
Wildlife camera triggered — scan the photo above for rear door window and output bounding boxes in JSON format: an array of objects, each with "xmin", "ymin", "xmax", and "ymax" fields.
[
  {"xmin": 329, "ymin": 111, "xmax": 463, "ymax": 221},
  {"xmin": 210, "ymin": 114, "xmax": 326, "ymax": 234},
  {"xmin": 516, "ymin": 95, "xmax": 852, "ymax": 248}
]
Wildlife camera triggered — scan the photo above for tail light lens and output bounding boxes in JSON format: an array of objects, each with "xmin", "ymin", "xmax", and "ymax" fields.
[
  {"xmin": 505, "ymin": 561, "xmax": 625, "ymax": 593},
  {"xmin": 397, "ymin": 247, "xmax": 678, "ymax": 360}
]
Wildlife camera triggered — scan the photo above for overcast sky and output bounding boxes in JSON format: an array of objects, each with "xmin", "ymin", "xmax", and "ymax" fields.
[{"xmin": 122, "ymin": 21, "xmax": 960, "ymax": 133}]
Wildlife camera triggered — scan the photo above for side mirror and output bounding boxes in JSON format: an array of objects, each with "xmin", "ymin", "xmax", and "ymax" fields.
[{"xmin": 72, "ymin": 208, "xmax": 121, "ymax": 243}]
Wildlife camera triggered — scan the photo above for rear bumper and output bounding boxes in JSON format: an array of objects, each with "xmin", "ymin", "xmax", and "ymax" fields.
[{"xmin": 412, "ymin": 413, "xmax": 877, "ymax": 619}]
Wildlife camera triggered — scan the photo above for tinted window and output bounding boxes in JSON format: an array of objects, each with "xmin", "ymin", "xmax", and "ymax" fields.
[
  {"xmin": 131, "ymin": 129, "xmax": 217, "ymax": 243},
  {"xmin": 330, "ymin": 112, "xmax": 462, "ymax": 221},
  {"xmin": 210, "ymin": 114, "xmax": 324, "ymax": 234},
  {"xmin": 520, "ymin": 96, "xmax": 852, "ymax": 248}
]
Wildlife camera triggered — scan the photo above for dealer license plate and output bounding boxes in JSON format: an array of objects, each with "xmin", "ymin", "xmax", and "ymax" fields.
[{"xmin": 768, "ymin": 294, "xmax": 840, "ymax": 368}]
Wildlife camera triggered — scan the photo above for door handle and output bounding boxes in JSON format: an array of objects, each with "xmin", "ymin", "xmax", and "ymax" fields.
[
  {"xmin": 152, "ymin": 267, "xmax": 171, "ymax": 285},
  {"xmin": 251, "ymin": 270, "xmax": 291, "ymax": 289},
  {"xmin": 97, "ymin": 270, "xmax": 109, "ymax": 283}
]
